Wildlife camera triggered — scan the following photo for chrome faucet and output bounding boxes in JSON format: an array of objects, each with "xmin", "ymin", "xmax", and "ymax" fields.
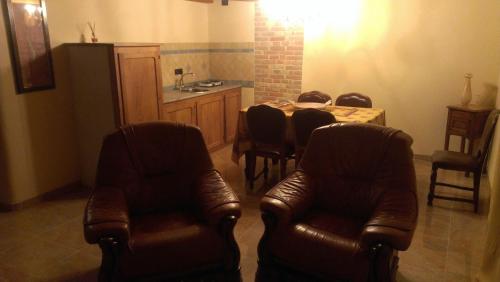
[{"xmin": 175, "ymin": 72, "xmax": 196, "ymax": 91}]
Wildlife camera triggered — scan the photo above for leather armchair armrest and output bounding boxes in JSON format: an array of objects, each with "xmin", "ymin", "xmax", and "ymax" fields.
[
  {"xmin": 84, "ymin": 186, "xmax": 130, "ymax": 245},
  {"xmin": 360, "ymin": 190, "xmax": 418, "ymax": 251},
  {"xmin": 194, "ymin": 170, "xmax": 241, "ymax": 225},
  {"xmin": 260, "ymin": 170, "xmax": 314, "ymax": 226}
]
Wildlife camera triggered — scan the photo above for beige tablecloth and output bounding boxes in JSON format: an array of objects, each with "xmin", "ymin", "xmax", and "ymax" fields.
[{"xmin": 231, "ymin": 103, "xmax": 386, "ymax": 163}]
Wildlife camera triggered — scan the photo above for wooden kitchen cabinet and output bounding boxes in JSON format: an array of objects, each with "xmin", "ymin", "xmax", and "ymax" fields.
[
  {"xmin": 161, "ymin": 87, "xmax": 242, "ymax": 151},
  {"xmin": 66, "ymin": 43, "xmax": 162, "ymax": 188},
  {"xmin": 161, "ymin": 99, "xmax": 197, "ymax": 125},
  {"xmin": 197, "ymin": 94, "xmax": 225, "ymax": 150},
  {"xmin": 115, "ymin": 48, "xmax": 162, "ymax": 124},
  {"xmin": 224, "ymin": 88, "xmax": 242, "ymax": 142}
]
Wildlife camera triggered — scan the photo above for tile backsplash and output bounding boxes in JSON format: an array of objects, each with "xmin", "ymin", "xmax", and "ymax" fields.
[{"xmin": 160, "ymin": 42, "xmax": 254, "ymax": 90}]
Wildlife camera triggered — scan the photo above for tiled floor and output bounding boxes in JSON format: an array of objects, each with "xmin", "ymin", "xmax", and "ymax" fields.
[{"xmin": 0, "ymin": 145, "xmax": 490, "ymax": 281}]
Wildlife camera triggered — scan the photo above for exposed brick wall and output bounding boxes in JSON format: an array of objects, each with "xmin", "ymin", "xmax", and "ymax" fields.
[{"xmin": 254, "ymin": 4, "xmax": 304, "ymax": 103}]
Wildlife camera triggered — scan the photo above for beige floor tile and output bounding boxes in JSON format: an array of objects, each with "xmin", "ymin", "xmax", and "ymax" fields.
[{"xmin": 0, "ymin": 144, "xmax": 491, "ymax": 281}]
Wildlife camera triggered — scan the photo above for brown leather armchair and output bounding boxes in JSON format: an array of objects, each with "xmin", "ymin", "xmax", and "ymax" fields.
[
  {"xmin": 84, "ymin": 122, "xmax": 241, "ymax": 282},
  {"xmin": 258, "ymin": 123, "xmax": 418, "ymax": 282}
]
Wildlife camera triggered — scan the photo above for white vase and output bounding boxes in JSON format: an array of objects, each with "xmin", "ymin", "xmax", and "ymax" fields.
[{"xmin": 461, "ymin": 73, "xmax": 472, "ymax": 106}]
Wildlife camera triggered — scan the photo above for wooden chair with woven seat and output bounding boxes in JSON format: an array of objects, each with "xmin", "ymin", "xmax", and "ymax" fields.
[
  {"xmin": 291, "ymin": 108, "xmax": 336, "ymax": 167},
  {"xmin": 297, "ymin": 90, "xmax": 332, "ymax": 104},
  {"xmin": 428, "ymin": 109, "xmax": 499, "ymax": 213},
  {"xmin": 246, "ymin": 104, "xmax": 294, "ymax": 189},
  {"xmin": 335, "ymin": 92, "xmax": 372, "ymax": 108}
]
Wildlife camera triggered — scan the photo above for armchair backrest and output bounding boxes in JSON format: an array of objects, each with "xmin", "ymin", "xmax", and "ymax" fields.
[
  {"xmin": 300, "ymin": 123, "xmax": 415, "ymax": 219},
  {"xmin": 335, "ymin": 92, "xmax": 372, "ymax": 108},
  {"xmin": 95, "ymin": 122, "xmax": 213, "ymax": 215}
]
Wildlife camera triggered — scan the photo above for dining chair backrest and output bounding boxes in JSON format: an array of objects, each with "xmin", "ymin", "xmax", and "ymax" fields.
[
  {"xmin": 474, "ymin": 109, "xmax": 499, "ymax": 164},
  {"xmin": 247, "ymin": 104, "xmax": 287, "ymax": 146},
  {"xmin": 292, "ymin": 108, "xmax": 336, "ymax": 148},
  {"xmin": 335, "ymin": 92, "xmax": 372, "ymax": 108},
  {"xmin": 298, "ymin": 91, "xmax": 332, "ymax": 104}
]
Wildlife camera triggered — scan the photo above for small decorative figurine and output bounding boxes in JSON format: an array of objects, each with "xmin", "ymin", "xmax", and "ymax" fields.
[{"xmin": 88, "ymin": 22, "xmax": 98, "ymax": 43}]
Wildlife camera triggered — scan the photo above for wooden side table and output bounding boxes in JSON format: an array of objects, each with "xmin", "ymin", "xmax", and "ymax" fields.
[{"xmin": 445, "ymin": 105, "xmax": 492, "ymax": 154}]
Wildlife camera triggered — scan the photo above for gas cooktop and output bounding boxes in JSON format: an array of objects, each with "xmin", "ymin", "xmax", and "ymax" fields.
[{"xmin": 197, "ymin": 80, "xmax": 223, "ymax": 87}]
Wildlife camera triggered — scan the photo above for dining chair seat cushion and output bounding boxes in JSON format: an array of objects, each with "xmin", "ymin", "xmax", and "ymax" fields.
[
  {"xmin": 253, "ymin": 143, "xmax": 294, "ymax": 157},
  {"xmin": 431, "ymin": 150, "xmax": 478, "ymax": 171}
]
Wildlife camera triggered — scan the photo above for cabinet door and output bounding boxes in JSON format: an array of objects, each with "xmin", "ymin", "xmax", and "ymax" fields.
[
  {"xmin": 116, "ymin": 50, "xmax": 162, "ymax": 124},
  {"xmin": 161, "ymin": 100, "xmax": 197, "ymax": 125},
  {"xmin": 224, "ymin": 89, "xmax": 242, "ymax": 142},
  {"xmin": 197, "ymin": 94, "xmax": 225, "ymax": 151}
]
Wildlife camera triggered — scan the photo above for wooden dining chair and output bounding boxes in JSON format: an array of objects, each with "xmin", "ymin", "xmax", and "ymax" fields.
[
  {"xmin": 246, "ymin": 104, "xmax": 294, "ymax": 189},
  {"xmin": 335, "ymin": 92, "xmax": 372, "ymax": 108},
  {"xmin": 298, "ymin": 91, "xmax": 332, "ymax": 104},
  {"xmin": 292, "ymin": 108, "xmax": 336, "ymax": 166},
  {"xmin": 428, "ymin": 110, "xmax": 499, "ymax": 213}
]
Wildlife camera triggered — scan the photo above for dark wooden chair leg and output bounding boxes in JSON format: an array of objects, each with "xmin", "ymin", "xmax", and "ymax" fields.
[
  {"xmin": 295, "ymin": 151, "xmax": 302, "ymax": 169},
  {"xmin": 428, "ymin": 166, "xmax": 437, "ymax": 206},
  {"xmin": 263, "ymin": 157, "xmax": 269, "ymax": 180},
  {"xmin": 279, "ymin": 158, "xmax": 287, "ymax": 180},
  {"xmin": 473, "ymin": 170, "xmax": 481, "ymax": 213},
  {"xmin": 247, "ymin": 151, "xmax": 257, "ymax": 189},
  {"xmin": 244, "ymin": 151, "xmax": 251, "ymax": 180}
]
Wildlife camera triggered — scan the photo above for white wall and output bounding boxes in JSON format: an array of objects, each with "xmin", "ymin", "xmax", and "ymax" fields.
[
  {"xmin": 208, "ymin": 1, "xmax": 255, "ymax": 43},
  {"xmin": 301, "ymin": 0, "xmax": 500, "ymax": 155},
  {"xmin": 208, "ymin": 1, "xmax": 255, "ymax": 107},
  {"xmin": 49, "ymin": 0, "xmax": 209, "ymax": 44},
  {"xmin": 0, "ymin": 0, "xmax": 210, "ymax": 205}
]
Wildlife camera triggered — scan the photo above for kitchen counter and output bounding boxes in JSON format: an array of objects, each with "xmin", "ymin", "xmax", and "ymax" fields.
[{"xmin": 163, "ymin": 84, "xmax": 242, "ymax": 103}]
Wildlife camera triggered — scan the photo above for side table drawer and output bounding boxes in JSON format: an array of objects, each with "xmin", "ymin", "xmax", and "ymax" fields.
[
  {"xmin": 445, "ymin": 105, "xmax": 492, "ymax": 153},
  {"xmin": 448, "ymin": 111, "xmax": 472, "ymax": 134}
]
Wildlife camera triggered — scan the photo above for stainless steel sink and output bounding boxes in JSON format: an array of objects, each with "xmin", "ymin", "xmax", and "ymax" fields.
[{"xmin": 180, "ymin": 87, "xmax": 209, "ymax": 93}]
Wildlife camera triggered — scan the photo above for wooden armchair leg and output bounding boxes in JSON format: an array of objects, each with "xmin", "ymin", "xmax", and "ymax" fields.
[
  {"xmin": 428, "ymin": 166, "xmax": 437, "ymax": 206},
  {"xmin": 98, "ymin": 237, "xmax": 120, "ymax": 282},
  {"xmin": 258, "ymin": 212, "xmax": 276, "ymax": 268},
  {"xmin": 369, "ymin": 243, "xmax": 398, "ymax": 282},
  {"xmin": 220, "ymin": 215, "xmax": 241, "ymax": 274}
]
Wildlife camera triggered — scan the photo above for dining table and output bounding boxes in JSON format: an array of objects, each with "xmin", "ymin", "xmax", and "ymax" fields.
[{"xmin": 231, "ymin": 101, "xmax": 386, "ymax": 165}]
